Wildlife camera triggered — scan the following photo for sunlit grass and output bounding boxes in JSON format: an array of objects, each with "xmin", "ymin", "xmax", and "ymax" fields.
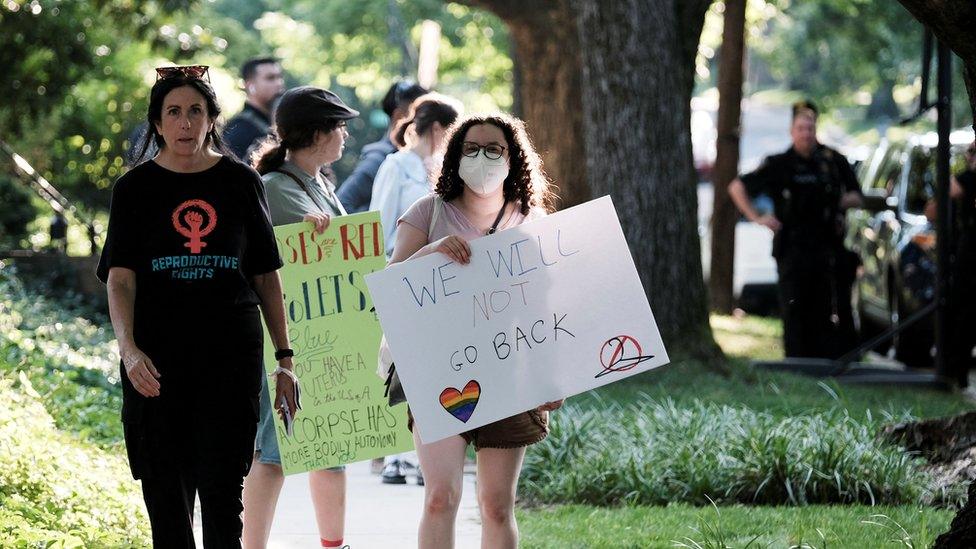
[
  {"xmin": 711, "ymin": 313, "xmax": 783, "ymax": 360},
  {"xmin": 518, "ymin": 504, "xmax": 951, "ymax": 549}
]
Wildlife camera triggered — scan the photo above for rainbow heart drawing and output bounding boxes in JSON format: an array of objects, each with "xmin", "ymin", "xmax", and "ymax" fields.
[{"xmin": 439, "ymin": 380, "xmax": 481, "ymax": 423}]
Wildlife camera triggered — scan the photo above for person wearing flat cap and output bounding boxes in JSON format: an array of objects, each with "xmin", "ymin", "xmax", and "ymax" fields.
[{"xmin": 244, "ymin": 86, "xmax": 358, "ymax": 549}]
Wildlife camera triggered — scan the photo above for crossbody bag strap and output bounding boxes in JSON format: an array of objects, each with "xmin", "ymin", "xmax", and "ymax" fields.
[
  {"xmin": 274, "ymin": 169, "xmax": 330, "ymax": 215},
  {"xmin": 428, "ymin": 195, "xmax": 444, "ymax": 243}
]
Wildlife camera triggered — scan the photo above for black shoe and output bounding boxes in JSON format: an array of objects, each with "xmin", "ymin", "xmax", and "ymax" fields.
[
  {"xmin": 415, "ymin": 467, "xmax": 425, "ymax": 486},
  {"xmin": 381, "ymin": 459, "xmax": 407, "ymax": 484}
]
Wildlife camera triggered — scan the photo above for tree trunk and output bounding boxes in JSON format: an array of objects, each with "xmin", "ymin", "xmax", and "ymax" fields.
[
  {"xmin": 462, "ymin": 0, "xmax": 588, "ymax": 210},
  {"xmin": 883, "ymin": 413, "xmax": 976, "ymax": 546},
  {"xmin": 462, "ymin": 0, "xmax": 720, "ymax": 357},
  {"xmin": 571, "ymin": 0, "xmax": 719, "ymax": 356},
  {"xmin": 709, "ymin": 0, "xmax": 746, "ymax": 314}
]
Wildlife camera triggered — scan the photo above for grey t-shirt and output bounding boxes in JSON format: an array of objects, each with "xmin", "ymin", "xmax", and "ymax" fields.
[{"xmin": 261, "ymin": 160, "xmax": 346, "ymax": 226}]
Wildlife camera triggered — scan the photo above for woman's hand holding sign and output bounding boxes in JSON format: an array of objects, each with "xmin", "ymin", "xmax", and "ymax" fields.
[
  {"xmin": 303, "ymin": 212, "xmax": 331, "ymax": 234},
  {"xmin": 537, "ymin": 400, "xmax": 564, "ymax": 412},
  {"xmin": 429, "ymin": 235, "xmax": 471, "ymax": 264}
]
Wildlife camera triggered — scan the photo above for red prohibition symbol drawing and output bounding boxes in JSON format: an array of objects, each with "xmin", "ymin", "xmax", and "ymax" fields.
[
  {"xmin": 595, "ymin": 335, "xmax": 655, "ymax": 378},
  {"xmin": 172, "ymin": 199, "xmax": 217, "ymax": 254}
]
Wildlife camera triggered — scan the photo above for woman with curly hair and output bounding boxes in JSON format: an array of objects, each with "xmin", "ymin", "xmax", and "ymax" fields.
[{"xmin": 388, "ymin": 113, "xmax": 562, "ymax": 549}]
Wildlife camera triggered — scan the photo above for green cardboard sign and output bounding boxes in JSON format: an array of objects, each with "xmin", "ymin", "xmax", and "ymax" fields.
[{"xmin": 262, "ymin": 212, "xmax": 413, "ymax": 474}]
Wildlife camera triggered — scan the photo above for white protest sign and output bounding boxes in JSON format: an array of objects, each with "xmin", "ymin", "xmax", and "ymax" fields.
[{"xmin": 365, "ymin": 196, "xmax": 669, "ymax": 443}]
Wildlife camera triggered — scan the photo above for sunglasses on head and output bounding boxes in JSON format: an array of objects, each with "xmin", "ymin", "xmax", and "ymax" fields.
[{"xmin": 155, "ymin": 65, "xmax": 210, "ymax": 83}]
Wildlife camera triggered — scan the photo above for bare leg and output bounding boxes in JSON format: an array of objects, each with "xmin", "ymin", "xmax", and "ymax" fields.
[
  {"xmin": 476, "ymin": 447, "xmax": 525, "ymax": 549},
  {"xmin": 242, "ymin": 456, "xmax": 285, "ymax": 549},
  {"xmin": 309, "ymin": 468, "xmax": 346, "ymax": 542},
  {"xmin": 414, "ymin": 429, "xmax": 468, "ymax": 549}
]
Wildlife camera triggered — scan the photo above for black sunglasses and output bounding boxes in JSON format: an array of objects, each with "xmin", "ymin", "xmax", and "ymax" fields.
[
  {"xmin": 155, "ymin": 65, "xmax": 211, "ymax": 83},
  {"xmin": 462, "ymin": 142, "xmax": 507, "ymax": 160}
]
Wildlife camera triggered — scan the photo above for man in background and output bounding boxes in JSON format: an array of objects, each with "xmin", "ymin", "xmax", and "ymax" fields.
[{"xmin": 223, "ymin": 57, "xmax": 285, "ymax": 161}]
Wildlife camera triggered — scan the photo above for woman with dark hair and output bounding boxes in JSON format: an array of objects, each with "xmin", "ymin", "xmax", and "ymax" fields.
[
  {"xmin": 370, "ymin": 92, "xmax": 463, "ymax": 257},
  {"xmin": 242, "ymin": 86, "xmax": 358, "ymax": 549},
  {"xmin": 97, "ymin": 65, "xmax": 298, "ymax": 547},
  {"xmin": 388, "ymin": 113, "xmax": 560, "ymax": 548}
]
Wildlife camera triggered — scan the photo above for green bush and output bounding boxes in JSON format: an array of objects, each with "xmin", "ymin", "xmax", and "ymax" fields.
[
  {"xmin": 0, "ymin": 375, "xmax": 149, "ymax": 547},
  {"xmin": 520, "ymin": 398, "xmax": 953, "ymax": 508},
  {"xmin": 0, "ymin": 266, "xmax": 145, "ymax": 545},
  {"xmin": 0, "ymin": 266, "xmax": 123, "ymax": 447}
]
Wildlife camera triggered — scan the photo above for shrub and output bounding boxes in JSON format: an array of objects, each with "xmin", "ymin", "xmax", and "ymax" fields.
[
  {"xmin": 0, "ymin": 265, "xmax": 123, "ymax": 447},
  {"xmin": 0, "ymin": 376, "xmax": 149, "ymax": 547},
  {"xmin": 520, "ymin": 398, "xmax": 943, "ymax": 507}
]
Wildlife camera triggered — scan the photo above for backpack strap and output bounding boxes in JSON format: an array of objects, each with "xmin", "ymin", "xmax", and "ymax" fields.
[{"xmin": 273, "ymin": 169, "xmax": 330, "ymax": 214}]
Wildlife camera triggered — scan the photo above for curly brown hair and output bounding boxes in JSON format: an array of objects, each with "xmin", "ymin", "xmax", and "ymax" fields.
[{"xmin": 434, "ymin": 113, "xmax": 556, "ymax": 215}]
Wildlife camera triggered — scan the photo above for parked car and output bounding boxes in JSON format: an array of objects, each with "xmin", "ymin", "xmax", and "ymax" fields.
[{"xmin": 847, "ymin": 129, "xmax": 975, "ymax": 367}]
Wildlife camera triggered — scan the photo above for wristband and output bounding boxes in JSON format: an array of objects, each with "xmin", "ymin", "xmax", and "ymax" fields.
[
  {"xmin": 269, "ymin": 365, "xmax": 302, "ymax": 411},
  {"xmin": 274, "ymin": 348, "xmax": 294, "ymax": 361}
]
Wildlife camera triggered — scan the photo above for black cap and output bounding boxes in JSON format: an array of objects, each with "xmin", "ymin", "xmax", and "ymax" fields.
[{"xmin": 275, "ymin": 86, "xmax": 359, "ymax": 129}]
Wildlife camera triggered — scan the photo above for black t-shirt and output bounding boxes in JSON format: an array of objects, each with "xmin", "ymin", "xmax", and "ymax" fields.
[
  {"xmin": 97, "ymin": 157, "xmax": 283, "ymax": 347},
  {"xmin": 223, "ymin": 103, "xmax": 271, "ymax": 161},
  {"xmin": 740, "ymin": 144, "xmax": 861, "ymax": 257}
]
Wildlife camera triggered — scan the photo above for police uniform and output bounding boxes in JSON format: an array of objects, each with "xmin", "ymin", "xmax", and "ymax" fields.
[
  {"xmin": 740, "ymin": 144, "xmax": 862, "ymax": 358},
  {"xmin": 949, "ymin": 169, "xmax": 976, "ymax": 385}
]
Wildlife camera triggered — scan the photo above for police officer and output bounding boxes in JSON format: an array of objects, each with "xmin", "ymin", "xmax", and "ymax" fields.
[
  {"xmin": 728, "ymin": 101, "xmax": 863, "ymax": 359},
  {"xmin": 948, "ymin": 142, "xmax": 976, "ymax": 388}
]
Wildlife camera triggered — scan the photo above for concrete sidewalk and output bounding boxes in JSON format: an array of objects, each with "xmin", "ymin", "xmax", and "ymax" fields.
[{"xmin": 195, "ymin": 460, "xmax": 482, "ymax": 548}]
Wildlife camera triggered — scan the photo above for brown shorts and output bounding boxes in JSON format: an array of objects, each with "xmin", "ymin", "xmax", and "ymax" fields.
[{"xmin": 408, "ymin": 408, "xmax": 549, "ymax": 450}]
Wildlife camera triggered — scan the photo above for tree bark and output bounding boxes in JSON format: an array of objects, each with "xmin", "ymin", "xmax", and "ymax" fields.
[
  {"xmin": 461, "ymin": 0, "xmax": 720, "ymax": 357},
  {"xmin": 883, "ymin": 413, "xmax": 976, "ymax": 547},
  {"xmin": 896, "ymin": 0, "xmax": 976, "ymax": 130},
  {"xmin": 571, "ymin": 0, "xmax": 719, "ymax": 355},
  {"xmin": 709, "ymin": 0, "xmax": 746, "ymax": 314},
  {"xmin": 461, "ymin": 0, "xmax": 588, "ymax": 210}
]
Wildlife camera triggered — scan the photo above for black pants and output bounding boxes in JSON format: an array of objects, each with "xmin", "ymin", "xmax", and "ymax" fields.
[
  {"xmin": 125, "ymin": 309, "xmax": 264, "ymax": 547},
  {"xmin": 777, "ymin": 249, "xmax": 857, "ymax": 359},
  {"xmin": 134, "ymin": 406, "xmax": 257, "ymax": 548}
]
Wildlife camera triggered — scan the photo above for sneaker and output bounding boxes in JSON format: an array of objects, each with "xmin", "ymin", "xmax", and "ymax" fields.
[
  {"xmin": 381, "ymin": 458, "xmax": 407, "ymax": 484},
  {"xmin": 415, "ymin": 467, "xmax": 425, "ymax": 486}
]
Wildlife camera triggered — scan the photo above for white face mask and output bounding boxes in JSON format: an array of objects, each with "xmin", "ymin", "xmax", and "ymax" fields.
[{"xmin": 458, "ymin": 153, "xmax": 509, "ymax": 196}]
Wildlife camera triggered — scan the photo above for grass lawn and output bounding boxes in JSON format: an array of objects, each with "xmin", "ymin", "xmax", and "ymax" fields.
[
  {"xmin": 518, "ymin": 503, "xmax": 950, "ymax": 548},
  {"xmin": 518, "ymin": 314, "xmax": 971, "ymax": 547},
  {"xmin": 576, "ymin": 314, "xmax": 974, "ymax": 422}
]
